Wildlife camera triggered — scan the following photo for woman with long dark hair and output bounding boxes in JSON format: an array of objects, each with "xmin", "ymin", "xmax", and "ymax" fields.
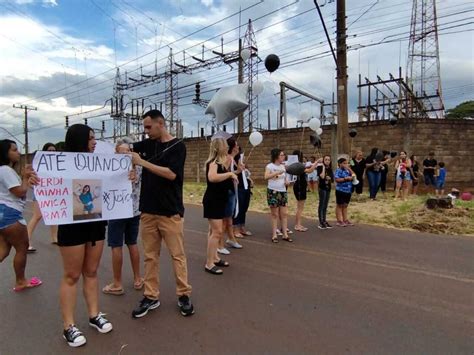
[
  {"xmin": 31, "ymin": 125, "xmax": 113, "ymax": 347},
  {"xmin": 365, "ymin": 147, "xmax": 383, "ymax": 200},
  {"xmin": 317, "ymin": 155, "xmax": 334, "ymax": 229},
  {"xmin": 0, "ymin": 139, "xmax": 41, "ymax": 291},
  {"xmin": 27, "ymin": 143, "xmax": 58, "ymax": 251}
]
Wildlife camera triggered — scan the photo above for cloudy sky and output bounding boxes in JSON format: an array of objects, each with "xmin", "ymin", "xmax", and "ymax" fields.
[{"xmin": 0, "ymin": 0, "xmax": 473, "ymax": 151}]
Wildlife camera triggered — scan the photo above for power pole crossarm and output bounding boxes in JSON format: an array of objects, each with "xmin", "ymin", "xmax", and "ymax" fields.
[{"xmin": 13, "ymin": 104, "xmax": 37, "ymax": 155}]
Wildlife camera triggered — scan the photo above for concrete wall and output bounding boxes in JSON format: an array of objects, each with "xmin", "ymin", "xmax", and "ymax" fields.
[{"xmin": 183, "ymin": 119, "xmax": 474, "ymax": 191}]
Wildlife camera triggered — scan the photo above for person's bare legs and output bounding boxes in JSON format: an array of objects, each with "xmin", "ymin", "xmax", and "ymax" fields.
[
  {"xmin": 223, "ymin": 217, "xmax": 236, "ymax": 243},
  {"xmin": 50, "ymin": 225, "xmax": 58, "ymax": 244},
  {"xmin": 0, "ymin": 231, "xmax": 12, "ymax": 262},
  {"xmin": 206, "ymin": 219, "xmax": 223, "ymax": 269},
  {"xmin": 279, "ymin": 206, "xmax": 289, "ymax": 238},
  {"xmin": 394, "ymin": 180, "xmax": 402, "ymax": 199},
  {"xmin": 59, "ymin": 245, "xmax": 85, "ymax": 329},
  {"xmin": 26, "ymin": 201, "xmax": 42, "ymax": 249},
  {"xmin": 270, "ymin": 207, "xmax": 279, "ymax": 240},
  {"xmin": 342, "ymin": 206, "xmax": 349, "ymax": 222},
  {"xmin": 110, "ymin": 247, "xmax": 123, "ymax": 289},
  {"xmin": 295, "ymin": 200, "xmax": 305, "ymax": 229},
  {"xmin": 127, "ymin": 244, "xmax": 141, "ymax": 285},
  {"xmin": 82, "ymin": 241, "xmax": 104, "ymax": 318},
  {"xmin": 336, "ymin": 205, "xmax": 343, "ymax": 223}
]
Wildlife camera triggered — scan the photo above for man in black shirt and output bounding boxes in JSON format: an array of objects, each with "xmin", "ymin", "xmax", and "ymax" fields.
[
  {"xmin": 423, "ymin": 152, "xmax": 437, "ymax": 190},
  {"xmin": 130, "ymin": 110, "xmax": 194, "ymax": 318}
]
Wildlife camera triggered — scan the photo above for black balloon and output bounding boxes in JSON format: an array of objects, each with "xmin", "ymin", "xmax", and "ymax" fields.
[
  {"xmin": 264, "ymin": 54, "xmax": 280, "ymax": 73},
  {"xmin": 349, "ymin": 128, "xmax": 357, "ymax": 138},
  {"xmin": 375, "ymin": 151, "xmax": 384, "ymax": 161},
  {"xmin": 309, "ymin": 133, "xmax": 322, "ymax": 149},
  {"xmin": 389, "ymin": 118, "xmax": 397, "ymax": 126},
  {"xmin": 286, "ymin": 162, "xmax": 306, "ymax": 176},
  {"xmin": 390, "ymin": 151, "xmax": 397, "ymax": 158}
]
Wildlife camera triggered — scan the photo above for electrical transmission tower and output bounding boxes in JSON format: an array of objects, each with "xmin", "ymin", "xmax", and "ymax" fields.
[
  {"xmin": 165, "ymin": 48, "xmax": 179, "ymax": 135},
  {"xmin": 112, "ymin": 68, "xmax": 125, "ymax": 139},
  {"xmin": 242, "ymin": 19, "xmax": 259, "ymax": 131},
  {"xmin": 407, "ymin": 0, "xmax": 444, "ymax": 118}
]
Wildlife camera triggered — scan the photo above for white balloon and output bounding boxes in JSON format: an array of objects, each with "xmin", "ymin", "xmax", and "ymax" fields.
[
  {"xmin": 316, "ymin": 127, "xmax": 323, "ymax": 135},
  {"xmin": 205, "ymin": 84, "xmax": 249, "ymax": 125},
  {"xmin": 300, "ymin": 110, "xmax": 310, "ymax": 121},
  {"xmin": 308, "ymin": 118, "xmax": 321, "ymax": 131},
  {"xmin": 252, "ymin": 81, "xmax": 264, "ymax": 96},
  {"xmin": 249, "ymin": 131, "xmax": 263, "ymax": 147},
  {"xmin": 241, "ymin": 48, "xmax": 251, "ymax": 62}
]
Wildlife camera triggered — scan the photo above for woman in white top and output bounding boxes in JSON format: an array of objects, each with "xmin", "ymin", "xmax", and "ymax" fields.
[
  {"xmin": 0, "ymin": 139, "xmax": 41, "ymax": 291},
  {"xmin": 265, "ymin": 148, "xmax": 292, "ymax": 243}
]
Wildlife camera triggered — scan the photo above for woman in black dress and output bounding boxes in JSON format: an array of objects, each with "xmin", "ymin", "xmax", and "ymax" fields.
[{"xmin": 203, "ymin": 138, "xmax": 238, "ymax": 275}]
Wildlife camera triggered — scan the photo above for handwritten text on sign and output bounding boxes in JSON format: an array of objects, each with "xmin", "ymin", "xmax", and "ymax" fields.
[{"xmin": 33, "ymin": 152, "xmax": 134, "ymax": 225}]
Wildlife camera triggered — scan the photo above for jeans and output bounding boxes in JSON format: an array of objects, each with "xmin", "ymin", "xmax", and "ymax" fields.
[
  {"xmin": 318, "ymin": 189, "xmax": 331, "ymax": 223},
  {"xmin": 233, "ymin": 188, "xmax": 251, "ymax": 226},
  {"xmin": 367, "ymin": 170, "xmax": 381, "ymax": 199},
  {"xmin": 140, "ymin": 213, "xmax": 192, "ymax": 300}
]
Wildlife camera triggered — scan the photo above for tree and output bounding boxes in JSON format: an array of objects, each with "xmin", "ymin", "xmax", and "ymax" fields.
[{"xmin": 445, "ymin": 100, "xmax": 474, "ymax": 119}]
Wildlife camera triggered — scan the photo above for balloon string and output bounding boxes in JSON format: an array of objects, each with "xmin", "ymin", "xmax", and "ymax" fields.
[{"xmin": 245, "ymin": 146, "xmax": 255, "ymax": 163}]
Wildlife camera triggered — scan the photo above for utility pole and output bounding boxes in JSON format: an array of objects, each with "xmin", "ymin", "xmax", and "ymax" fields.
[
  {"xmin": 336, "ymin": 0, "xmax": 349, "ymax": 154},
  {"xmin": 13, "ymin": 104, "xmax": 37, "ymax": 155},
  {"xmin": 237, "ymin": 38, "xmax": 244, "ymax": 133}
]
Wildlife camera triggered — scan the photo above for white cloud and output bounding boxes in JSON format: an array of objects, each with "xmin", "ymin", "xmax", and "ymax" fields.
[
  {"xmin": 201, "ymin": 0, "xmax": 213, "ymax": 6},
  {"xmin": 42, "ymin": 0, "xmax": 58, "ymax": 7}
]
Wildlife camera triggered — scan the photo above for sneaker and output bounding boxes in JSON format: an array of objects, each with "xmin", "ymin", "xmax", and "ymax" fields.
[
  {"xmin": 132, "ymin": 297, "xmax": 160, "ymax": 318},
  {"xmin": 89, "ymin": 312, "xmax": 113, "ymax": 333},
  {"xmin": 336, "ymin": 221, "xmax": 346, "ymax": 227},
  {"xmin": 226, "ymin": 240, "xmax": 243, "ymax": 249},
  {"xmin": 286, "ymin": 228, "xmax": 294, "ymax": 235},
  {"xmin": 276, "ymin": 229, "xmax": 283, "ymax": 236},
  {"xmin": 324, "ymin": 222, "xmax": 333, "ymax": 229},
  {"xmin": 344, "ymin": 220, "xmax": 355, "ymax": 226},
  {"xmin": 63, "ymin": 325, "xmax": 86, "ymax": 348},
  {"xmin": 217, "ymin": 247, "xmax": 231, "ymax": 255},
  {"xmin": 177, "ymin": 295, "xmax": 195, "ymax": 317},
  {"xmin": 318, "ymin": 223, "xmax": 327, "ymax": 229}
]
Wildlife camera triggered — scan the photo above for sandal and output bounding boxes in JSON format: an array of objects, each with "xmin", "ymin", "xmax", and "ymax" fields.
[
  {"xmin": 133, "ymin": 278, "xmax": 144, "ymax": 290},
  {"xmin": 234, "ymin": 233, "xmax": 244, "ymax": 239},
  {"xmin": 13, "ymin": 277, "xmax": 42, "ymax": 292},
  {"xmin": 27, "ymin": 247, "xmax": 37, "ymax": 253},
  {"xmin": 282, "ymin": 237, "xmax": 294, "ymax": 243},
  {"xmin": 271, "ymin": 237, "xmax": 279, "ymax": 243},
  {"xmin": 294, "ymin": 226, "xmax": 308, "ymax": 232},
  {"xmin": 205, "ymin": 266, "xmax": 223, "ymax": 275},
  {"xmin": 214, "ymin": 259, "xmax": 230, "ymax": 267},
  {"xmin": 102, "ymin": 283, "xmax": 124, "ymax": 295},
  {"xmin": 241, "ymin": 231, "xmax": 253, "ymax": 236}
]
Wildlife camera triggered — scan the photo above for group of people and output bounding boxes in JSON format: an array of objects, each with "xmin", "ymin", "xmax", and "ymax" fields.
[
  {"xmin": 348, "ymin": 149, "xmax": 447, "ymax": 201},
  {"xmin": 0, "ymin": 110, "xmax": 194, "ymax": 348},
  {"xmin": 1, "ymin": 110, "xmax": 450, "ymax": 348}
]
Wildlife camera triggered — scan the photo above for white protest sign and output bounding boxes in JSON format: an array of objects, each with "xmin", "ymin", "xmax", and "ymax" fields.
[{"xmin": 32, "ymin": 152, "xmax": 133, "ymax": 225}]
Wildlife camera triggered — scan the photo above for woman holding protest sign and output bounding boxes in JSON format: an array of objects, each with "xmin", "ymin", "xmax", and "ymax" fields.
[
  {"xmin": 0, "ymin": 139, "xmax": 41, "ymax": 292},
  {"xmin": 30, "ymin": 124, "xmax": 118, "ymax": 347},
  {"xmin": 27, "ymin": 142, "xmax": 58, "ymax": 252}
]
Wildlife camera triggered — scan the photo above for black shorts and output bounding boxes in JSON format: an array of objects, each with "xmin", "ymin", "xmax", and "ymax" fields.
[
  {"xmin": 58, "ymin": 221, "xmax": 107, "ymax": 247},
  {"xmin": 336, "ymin": 190, "xmax": 352, "ymax": 205}
]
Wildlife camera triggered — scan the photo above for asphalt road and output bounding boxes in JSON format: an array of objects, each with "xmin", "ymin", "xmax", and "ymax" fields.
[{"xmin": 0, "ymin": 203, "xmax": 473, "ymax": 354}]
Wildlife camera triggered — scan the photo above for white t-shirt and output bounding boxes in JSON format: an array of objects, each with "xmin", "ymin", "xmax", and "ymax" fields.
[
  {"xmin": 266, "ymin": 163, "xmax": 287, "ymax": 192},
  {"xmin": 0, "ymin": 165, "xmax": 26, "ymax": 212}
]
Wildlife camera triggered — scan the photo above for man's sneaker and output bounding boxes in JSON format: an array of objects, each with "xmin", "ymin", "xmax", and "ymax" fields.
[
  {"xmin": 89, "ymin": 312, "xmax": 113, "ymax": 333},
  {"xmin": 336, "ymin": 221, "xmax": 346, "ymax": 227},
  {"xmin": 226, "ymin": 240, "xmax": 243, "ymax": 249},
  {"xmin": 177, "ymin": 295, "xmax": 195, "ymax": 317},
  {"xmin": 217, "ymin": 247, "xmax": 231, "ymax": 255},
  {"xmin": 318, "ymin": 223, "xmax": 327, "ymax": 229},
  {"xmin": 324, "ymin": 222, "xmax": 333, "ymax": 229},
  {"xmin": 344, "ymin": 220, "xmax": 355, "ymax": 226},
  {"xmin": 132, "ymin": 297, "xmax": 160, "ymax": 318},
  {"xmin": 63, "ymin": 325, "xmax": 86, "ymax": 348}
]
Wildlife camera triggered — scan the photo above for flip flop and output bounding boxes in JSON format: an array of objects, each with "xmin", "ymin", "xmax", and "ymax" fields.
[
  {"xmin": 102, "ymin": 283, "xmax": 124, "ymax": 295},
  {"xmin": 271, "ymin": 237, "xmax": 279, "ymax": 243},
  {"xmin": 282, "ymin": 237, "xmax": 294, "ymax": 243},
  {"xmin": 234, "ymin": 233, "xmax": 245, "ymax": 239},
  {"xmin": 214, "ymin": 259, "xmax": 230, "ymax": 267},
  {"xmin": 13, "ymin": 277, "xmax": 42, "ymax": 292},
  {"xmin": 133, "ymin": 278, "xmax": 144, "ymax": 290},
  {"xmin": 205, "ymin": 266, "xmax": 223, "ymax": 275},
  {"xmin": 241, "ymin": 231, "xmax": 253, "ymax": 236},
  {"xmin": 295, "ymin": 226, "xmax": 308, "ymax": 232}
]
